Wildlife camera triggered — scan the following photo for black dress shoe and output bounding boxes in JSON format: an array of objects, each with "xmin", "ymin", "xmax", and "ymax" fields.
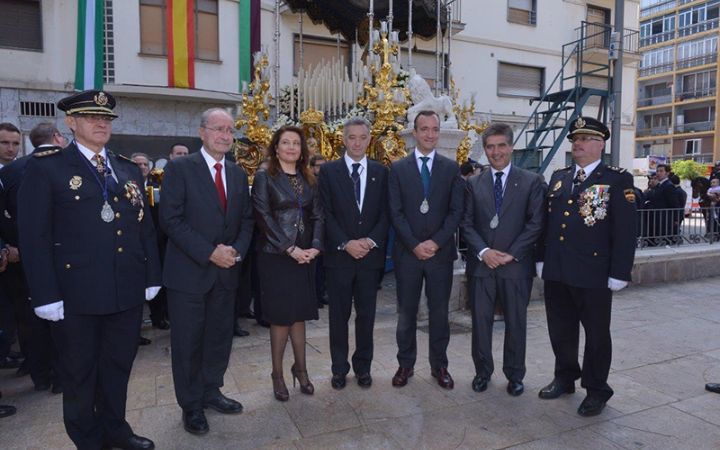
[
  {"xmin": 472, "ymin": 375, "xmax": 489, "ymax": 392},
  {"xmin": 356, "ymin": 373, "xmax": 372, "ymax": 388},
  {"xmin": 507, "ymin": 380, "xmax": 524, "ymax": 396},
  {"xmin": 107, "ymin": 434, "xmax": 155, "ymax": 450},
  {"xmin": 151, "ymin": 319, "xmax": 170, "ymax": 330},
  {"xmin": 203, "ymin": 394, "xmax": 243, "ymax": 414},
  {"xmin": 317, "ymin": 301, "xmax": 325, "ymax": 309},
  {"xmin": 331, "ymin": 374, "xmax": 346, "ymax": 390},
  {"xmin": 431, "ymin": 367, "xmax": 455, "ymax": 390},
  {"xmin": 706, "ymin": 383, "xmax": 720, "ymax": 394},
  {"xmin": 0, "ymin": 357, "xmax": 22, "ymax": 370},
  {"xmin": 138, "ymin": 337, "xmax": 152, "ymax": 346},
  {"xmin": 391, "ymin": 367, "xmax": 413, "ymax": 387},
  {"xmin": 538, "ymin": 379, "xmax": 575, "ymax": 399},
  {"xmin": 51, "ymin": 383, "xmax": 63, "ymax": 395},
  {"xmin": 577, "ymin": 395, "xmax": 607, "ymax": 417},
  {"xmin": 233, "ymin": 325, "xmax": 250, "ymax": 337},
  {"xmin": 0, "ymin": 404, "xmax": 16, "ymax": 418},
  {"xmin": 183, "ymin": 409, "xmax": 209, "ymax": 435}
]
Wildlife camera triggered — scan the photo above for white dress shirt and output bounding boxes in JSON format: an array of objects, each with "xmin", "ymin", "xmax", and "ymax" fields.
[
  {"xmin": 414, "ymin": 148, "xmax": 436, "ymax": 174},
  {"xmin": 574, "ymin": 159, "xmax": 601, "ymax": 180},
  {"xmin": 200, "ymin": 147, "xmax": 226, "ymax": 192},
  {"xmin": 344, "ymin": 153, "xmax": 368, "ymax": 210},
  {"xmin": 490, "ymin": 163, "xmax": 512, "ymax": 193},
  {"xmin": 76, "ymin": 142, "xmax": 117, "ymax": 182}
]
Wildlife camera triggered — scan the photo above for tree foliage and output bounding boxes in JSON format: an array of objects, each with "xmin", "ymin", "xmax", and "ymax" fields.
[{"xmin": 672, "ymin": 159, "xmax": 706, "ymax": 180}]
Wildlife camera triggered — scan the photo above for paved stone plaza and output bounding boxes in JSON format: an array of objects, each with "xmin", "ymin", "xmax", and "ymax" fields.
[{"xmin": 3, "ymin": 274, "xmax": 720, "ymax": 449}]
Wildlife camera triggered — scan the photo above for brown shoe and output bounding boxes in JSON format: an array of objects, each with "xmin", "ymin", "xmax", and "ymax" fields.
[
  {"xmin": 391, "ymin": 367, "xmax": 414, "ymax": 387},
  {"xmin": 431, "ymin": 367, "xmax": 454, "ymax": 390}
]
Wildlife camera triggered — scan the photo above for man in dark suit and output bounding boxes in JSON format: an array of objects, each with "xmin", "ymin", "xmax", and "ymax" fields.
[
  {"xmin": 537, "ymin": 116, "xmax": 636, "ymax": 417},
  {"xmin": 388, "ymin": 110, "xmax": 465, "ymax": 389},
  {"xmin": 319, "ymin": 117, "xmax": 389, "ymax": 390},
  {"xmin": 644, "ymin": 163, "xmax": 682, "ymax": 244},
  {"xmin": 160, "ymin": 108, "xmax": 254, "ymax": 436},
  {"xmin": 0, "ymin": 122, "xmax": 67, "ymax": 393},
  {"xmin": 18, "ymin": 90, "xmax": 162, "ymax": 449},
  {"xmin": 0, "ymin": 183, "xmax": 16, "ymax": 419},
  {"xmin": 461, "ymin": 123, "xmax": 545, "ymax": 396}
]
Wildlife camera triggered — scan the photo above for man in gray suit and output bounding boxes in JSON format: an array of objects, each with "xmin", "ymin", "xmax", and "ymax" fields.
[{"xmin": 461, "ymin": 123, "xmax": 545, "ymax": 396}]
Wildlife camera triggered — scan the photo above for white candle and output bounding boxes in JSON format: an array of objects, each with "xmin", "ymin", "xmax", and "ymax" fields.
[
  {"xmin": 290, "ymin": 82, "xmax": 295, "ymax": 120},
  {"xmin": 381, "ymin": 21, "xmax": 387, "ymax": 33}
]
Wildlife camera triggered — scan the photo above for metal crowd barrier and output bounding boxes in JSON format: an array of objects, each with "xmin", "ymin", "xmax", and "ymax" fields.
[{"xmin": 637, "ymin": 206, "xmax": 720, "ymax": 249}]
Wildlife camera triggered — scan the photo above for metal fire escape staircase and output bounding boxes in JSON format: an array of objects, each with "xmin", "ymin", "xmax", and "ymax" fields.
[{"xmin": 513, "ymin": 23, "xmax": 613, "ymax": 173}]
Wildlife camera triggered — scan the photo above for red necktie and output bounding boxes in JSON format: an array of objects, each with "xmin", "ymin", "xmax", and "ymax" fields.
[{"xmin": 214, "ymin": 163, "xmax": 227, "ymax": 212}]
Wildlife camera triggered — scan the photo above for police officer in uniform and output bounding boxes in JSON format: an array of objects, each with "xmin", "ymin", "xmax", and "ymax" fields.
[
  {"xmin": 537, "ymin": 117, "xmax": 636, "ymax": 417},
  {"xmin": 18, "ymin": 90, "xmax": 161, "ymax": 449}
]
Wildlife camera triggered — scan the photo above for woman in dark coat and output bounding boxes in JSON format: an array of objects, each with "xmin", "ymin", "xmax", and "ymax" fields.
[{"xmin": 252, "ymin": 125, "xmax": 323, "ymax": 401}]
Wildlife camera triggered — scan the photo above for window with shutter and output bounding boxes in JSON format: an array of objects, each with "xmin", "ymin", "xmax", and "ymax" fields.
[
  {"xmin": 497, "ymin": 62, "xmax": 544, "ymax": 98},
  {"xmin": 0, "ymin": 0, "xmax": 42, "ymax": 51}
]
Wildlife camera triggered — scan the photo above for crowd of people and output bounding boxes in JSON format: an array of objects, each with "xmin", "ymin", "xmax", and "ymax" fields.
[{"xmin": 0, "ymin": 89, "xmax": 639, "ymax": 450}]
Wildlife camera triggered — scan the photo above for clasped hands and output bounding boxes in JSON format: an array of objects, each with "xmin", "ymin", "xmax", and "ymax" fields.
[
  {"xmin": 481, "ymin": 249, "xmax": 514, "ymax": 269},
  {"xmin": 287, "ymin": 246, "xmax": 320, "ymax": 264},
  {"xmin": 345, "ymin": 238, "xmax": 374, "ymax": 259},
  {"xmin": 210, "ymin": 244, "xmax": 240, "ymax": 269},
  {"xmin": 413, "ymin": 240, "xmax": 439, "ymax": 261}
]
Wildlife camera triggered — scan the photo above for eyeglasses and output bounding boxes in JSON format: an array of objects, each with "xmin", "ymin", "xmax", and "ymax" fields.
[
  {"xmin": 203, "ymin": 126, "xmax": 235, "ymax": 135},
  {"xmin": 571, "ymin": 135, "xmax": 603, "ymax": 143}
]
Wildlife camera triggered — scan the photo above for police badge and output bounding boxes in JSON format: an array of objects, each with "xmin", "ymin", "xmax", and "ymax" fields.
[{"xmin": 69, "ymin": 175, "xmax": 83, "ymax": 190}]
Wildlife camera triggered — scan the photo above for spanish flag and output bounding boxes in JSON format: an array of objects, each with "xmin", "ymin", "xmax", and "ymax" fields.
[{"xmin": 167, "ymin": 0, "xmax": 195, "ymax": 88}]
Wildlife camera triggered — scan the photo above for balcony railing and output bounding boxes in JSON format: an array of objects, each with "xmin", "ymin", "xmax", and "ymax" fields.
[
  {"xmin": 578, "ymin": 21, "xmax": 640, "ymax": 54},
  {"xmin": 675, "ymin": 87, "xmax": 717, "ymax": 101},
  {"xmin": 637, "ymin": 126, "xmax": 673, "ymax": 136},
  {"xmin": 640, "ymin": 0, "xmax": 677, "ymax": 18},
  {"xmin": 678, "ymin": 18, "xmax": 720, "ymax": 37},
  {"xmin": 640, "ymin": 30, "xmax": 675, "ymax": 47},
  {"xmin": 675, "ymin": 120, "xmax": 715, "ymax": 132},
  {"xmin": 677, "ymin": 53, "xmax": 718, "ymax": 69},
  {"xmin": 640, "ymin": 62, "xmax": 674, "ymax": 77},
  {"xmin": 637, "ymin": 94, "xmax": 673, "ymax": 107},
  {"xmin": 668, "ymin": 153, "xmax": 715, "ymax": 163}
]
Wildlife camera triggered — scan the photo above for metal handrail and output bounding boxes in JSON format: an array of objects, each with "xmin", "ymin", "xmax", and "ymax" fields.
[{"xmin": 637, "ymin": 206, "xmax": 720, "ymax": 249}]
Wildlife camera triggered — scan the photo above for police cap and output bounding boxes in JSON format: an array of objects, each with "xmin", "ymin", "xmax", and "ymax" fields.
[
  {"xmin": 567, "ymin": 116, "xmax": 610, "ymax": 141},
  {"xmin": 57, "ymin": 90, "xmax": 118, "ymax": 118}
]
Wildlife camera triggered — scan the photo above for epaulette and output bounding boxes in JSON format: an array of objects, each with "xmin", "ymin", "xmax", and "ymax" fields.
[
  {"xmin": 607, "ymin": 165, "xmax": 626, "ymax": 173},
  {"xmin": 34, "ymin": 149, "xmax": 60, "ymax": 158},
  {"xmin": 553, "ymin": 165, "xmax": 573, "ymax": 173}
]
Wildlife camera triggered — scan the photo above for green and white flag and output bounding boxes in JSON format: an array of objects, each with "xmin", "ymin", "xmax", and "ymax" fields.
[{"xmin": 74, "ymin": 0, "xmax": 105, "ymax": 90}]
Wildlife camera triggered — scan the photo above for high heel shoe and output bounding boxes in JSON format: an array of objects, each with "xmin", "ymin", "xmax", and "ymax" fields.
[
  {"xmin": 291, "ymin": 364, "xmax": 314, "ymax": 395},
  {"xmin": 271, "ymin": 372, "xmax": 289, "ymax": 402}
]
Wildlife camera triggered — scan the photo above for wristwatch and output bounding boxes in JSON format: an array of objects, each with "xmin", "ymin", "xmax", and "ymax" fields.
[{"xmin": 338, "ymin": 241, "xmax": 348, "ymax": 251}]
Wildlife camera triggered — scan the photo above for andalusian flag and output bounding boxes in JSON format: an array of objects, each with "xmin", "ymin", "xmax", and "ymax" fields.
[
  {"xmin": 74, "ymin": 0, "xmax": 105, "ymax": 90},
  {"xmin": 167, "ymin": 0, "xmax": 195, "ymax": 88},
  {"xmin": 239, "ymin": 0, "xmax": 261, "ymax": 88}
]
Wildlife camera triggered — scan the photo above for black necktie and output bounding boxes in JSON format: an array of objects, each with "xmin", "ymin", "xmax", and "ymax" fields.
[
  {"xmin": 494, "ymin": 172, "xmax": 504, "ymax": 213},
  {"xmin": 351, "ymin": 163, "xmax": 361, "ymax": 206}
]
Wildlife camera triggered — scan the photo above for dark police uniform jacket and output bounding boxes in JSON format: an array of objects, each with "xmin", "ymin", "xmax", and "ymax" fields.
[
  {"xmin": 17, "ymin": 143, "xmax": 162, "ymax": 315},
  {"xmin": 542, "ymin": 163, "xmax": 636, "ymax": 289}
]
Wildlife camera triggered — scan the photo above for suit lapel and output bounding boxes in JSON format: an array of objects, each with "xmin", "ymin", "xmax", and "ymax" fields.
[
  {"xmin": 479, "ymin": 170, "xmax": 496, "ymax": 214},
  {"xmin": 336, "ymin": 160, "xmax": 359, "ymax": 213},
  {"xmin": 360, "ymin": 162, "xmax": 379, "ymax": 216},
  {"xmin": 192, "ymin": 152, "xmax": 224, "ymax": 214},
  {"xmin": 225, "ymin": 162, "xmax": 237, "ymax": 218},
  {"xmin": 107, "ymin": 152, "xmax": 128, "ymax": 193},
  {"xmin": 499, "ymin": 167, "xmax": 520, "ymax": 219}
]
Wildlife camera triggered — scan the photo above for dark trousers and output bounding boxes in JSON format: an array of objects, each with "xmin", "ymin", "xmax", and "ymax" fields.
[
  {"xmin": 28, "ymin": 314, "xmax": 59, "ymax": 387},
  {"xmin": 469, "ymin": 276, "xmax": 531, "ymax": 382},
  {"xmin": 168, "ymin": 283, "xmax": 236, "ymax": 411},
  {"xmin": 148, "ymin": 288, "xmax": 168, "ymax": 324},
  {"xmin": 327, "ymin": 266, "xmax": 379, "ymax": 376},
  {"xmin": 315, "ymin": 255, "xmax": 327, "ymax": 301},
  {"xmin": 544, "ymin": 280, "xmax": 614, "ymax": 401},
  {"xmin": 234, "ymin": 255, "xmax": 253, "ymax": 319},
  {"xmin": 51, "ymin": 305, "xmax": 143, "ymax": 450},
  {"xmin": 395, "ymin": 255, "xmax": 453, "ymax": 371}
]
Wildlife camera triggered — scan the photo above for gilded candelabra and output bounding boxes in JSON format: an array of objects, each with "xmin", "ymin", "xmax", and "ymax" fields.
[
  {"xmin": 299, "ymin": 108, "xmax": 343, "ymax": 161},
  {"xmin": 451, "ymin": 79, "xmax": 488, "ymax": 164},
  {"xmin": 358, "ymin": 25, "xmax": 410, "ymax": 166},
  {"xmin": 235, "ymin": 52, "xmax": 273, "ymax": 181}
]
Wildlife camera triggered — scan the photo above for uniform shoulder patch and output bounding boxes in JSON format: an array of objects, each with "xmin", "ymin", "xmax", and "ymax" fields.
[
  {"xmin": 33, "ymin": 148, "xmax": 61, "ymax": 158},
  {"xmin": 607, "ymin": 165, "xmax": 626, "ymax": 173},
  {"xmin": 553, "ymin": 165, "xmax": 573, "ymax": 173}
]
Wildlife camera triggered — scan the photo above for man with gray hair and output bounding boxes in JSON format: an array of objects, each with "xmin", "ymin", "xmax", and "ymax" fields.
[
  {"xmin": 160, "ymin": 107, "xmax": 253, "ymax": 435},
  {"xmin": 318, "ymin": 116, "xmax": 389, "ymax": 390},
  {"xmin": 460, "ymin": 122, "xmax": 545, "ymax": 396}
]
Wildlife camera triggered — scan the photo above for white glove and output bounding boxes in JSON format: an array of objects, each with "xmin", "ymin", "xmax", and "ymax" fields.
[
  {"xmin": 34, "ymin": 301, "xmax": 64, "ymax": 322},
  {"xmin": 535, "ymin": 262, "xmax": 544, "ymax": 279},
  {"xmin": 145, "ymin": 286, "xmax": 161, "ymax": 301},
  {"xmin": 608, "ymin": 277, "xmax": 628, "ymax": 292}
]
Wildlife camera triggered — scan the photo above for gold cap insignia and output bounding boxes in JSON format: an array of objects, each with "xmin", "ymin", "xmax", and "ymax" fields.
[
  {"xmin": 69, "ymin": 175, "xmax": 82, "ymax": 190},
  {"xmin": 94, "ymin": 92, "xmax": 109, "ymax": 106},
  {"xmin": 575, "ymin": 117, "xmax": 586, "ymax": 129}
]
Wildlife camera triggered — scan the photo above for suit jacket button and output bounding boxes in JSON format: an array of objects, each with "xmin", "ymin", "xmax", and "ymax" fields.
[
  {"xmin": 117, "ymin": 230, "xmax": 123, "ymax": 236},
  {"xmin": 117, "ymin": 247, "xmax": 123, "ymax": 253},
  {"xmin": 564, "ymin": 211, "xmax": 570, "ymax": 216},
  {"xmin": 75, "ymin": 195, "xmax": 80, "ymax": 200},
  {"xmin": 115, "ymin": 212, "xmax": 121, "ymax": 218},
  {"xmin": 593, "ymin": 252, "xmax": 598, "ymax": 256},
  {"xmin": 559, "ymin": 236, "xmax": 565, "ymax": 241},
  {"xmin": 358, "ymin": 221, "xmax": 363, "ymax": 225},
  {"xmin": 114, "ymin": 196, "xmax": 119, "ymax": 202},
  {"xmin": 561, "ymin": 224, "xmax": 567, "ymax": 229},
  {"xmin": 65, "ymin": 263, "xmax": 71, "ymax": 269},
  {"xmin": 567, "ymin": 199, "xmax": 573, "ymax": 205}
]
